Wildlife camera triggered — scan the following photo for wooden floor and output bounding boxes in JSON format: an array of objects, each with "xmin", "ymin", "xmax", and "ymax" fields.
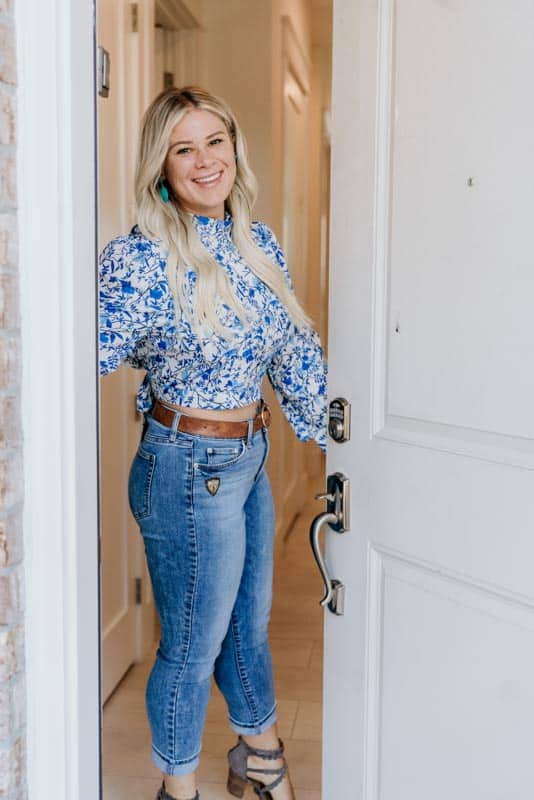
[{"xmin": 102, "ymin": 485, "xmax": 324, "ymax": 800}]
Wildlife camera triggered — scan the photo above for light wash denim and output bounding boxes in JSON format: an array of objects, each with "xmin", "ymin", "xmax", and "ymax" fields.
[{"xmin": 128, "ymin": 408, "xmax": 276, "ymax": 775}]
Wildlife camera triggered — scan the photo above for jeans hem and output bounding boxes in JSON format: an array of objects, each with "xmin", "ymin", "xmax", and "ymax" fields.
[
  {"xmin": 229, "ymin": 703, "xmax": 277, "ymax": 736},
  {"xmin": 151, "ymin": 744, "xmax": 200, "ymax": 775}
]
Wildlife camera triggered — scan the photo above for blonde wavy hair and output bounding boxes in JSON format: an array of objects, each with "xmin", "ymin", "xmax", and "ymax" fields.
[{"xmin": 134, "ymin": 85, "xmax": 310, "ymax": 338}]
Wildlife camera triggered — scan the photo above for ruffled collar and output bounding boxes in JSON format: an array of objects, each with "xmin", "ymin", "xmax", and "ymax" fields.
[{"xmin": 192, "ymin": 211, "xmax": 233, "ymax": 238}]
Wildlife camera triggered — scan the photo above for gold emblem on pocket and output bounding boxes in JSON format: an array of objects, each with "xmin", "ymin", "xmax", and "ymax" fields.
[{"xmin": 205, "ymin": 477, "xmax": 221, "ymax": 496}]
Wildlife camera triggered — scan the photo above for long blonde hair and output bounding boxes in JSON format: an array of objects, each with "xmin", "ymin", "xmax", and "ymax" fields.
[{"xmin": 134, "ymin": 86, "xmax": 310, "ymax": 337}]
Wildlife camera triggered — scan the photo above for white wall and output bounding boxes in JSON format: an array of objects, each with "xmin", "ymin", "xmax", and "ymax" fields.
[{"xmin": 199, "ymin": 0, "xmax": 274, "ymax": 224}]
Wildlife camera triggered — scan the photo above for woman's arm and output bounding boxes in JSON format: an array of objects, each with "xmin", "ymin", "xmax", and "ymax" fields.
[
  {"xmin": 98, "ymin": 235, "xmax": 153, "ymax": 376},
  {"xmin": 256, "ymin": 223, "xmax": 328, "ymax": 452},
  {"xmin": 267, "ymin": 322, "xmax": 328, "ymax": 452}
]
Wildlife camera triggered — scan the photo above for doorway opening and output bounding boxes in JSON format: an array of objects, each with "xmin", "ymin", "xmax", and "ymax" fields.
[{"xmin": 97, "ymin": 2, "xmax": 332, "ymax": 796}]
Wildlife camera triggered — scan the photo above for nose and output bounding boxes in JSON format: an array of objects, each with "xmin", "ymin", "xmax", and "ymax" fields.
[{"xmin": 194, "ymin": 145, "xmax": 214, "ymax": 169}]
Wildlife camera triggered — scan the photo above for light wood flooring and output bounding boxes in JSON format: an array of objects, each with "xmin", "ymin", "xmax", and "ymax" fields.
[{"xmin": 102, "ymin": 487, "xmax": 324, "ymax": 799}]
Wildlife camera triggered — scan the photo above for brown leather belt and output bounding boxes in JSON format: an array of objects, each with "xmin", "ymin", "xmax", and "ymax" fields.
[{"xmin": 151, "ymin": 399, "xmax": 272, "ymax": 439}]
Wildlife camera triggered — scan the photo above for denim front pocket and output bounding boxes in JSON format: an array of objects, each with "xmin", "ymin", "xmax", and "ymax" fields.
[
  {"xmin": 194, "ymin": 440, "xmax": 247, "ymax": 474},
  {"xmin": 128, "ymin": 446, "xmax": 157, "ymax": 521}
]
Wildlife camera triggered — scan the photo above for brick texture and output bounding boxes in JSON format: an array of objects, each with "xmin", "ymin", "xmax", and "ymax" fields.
[
  {"xmin": 0, "ymin": 273, "xmax": 19, "ymax": 328},
  {"xmin": 0, "ymin": 736, "xmax": 25, "ymax": 795},
  {"xmin": 0, "ymin": 215, "xmax": 18, "ymax": 269},
  {"xmin": 0, "ymin": 511, "xmax": 23, "ymax": 567},
  {"xmin": 0, "ymin": 1, "xmax": 26, "ymax": 796},
  {"xmin": 0, "ymin": 148, "xmax": 16, "ymax": 209},
  {"xmin": 0, "ymin": 84, "xmax": 15, "ymax": 145},
  {"xmin": 0, "ymin": 624, "xmax": 23, "ymax": 682},
  {"xmin": 0, "ymin": 567, "xmax": 24, "ymax": 625},
  {"xmin": 0, "ymin": 336, "xmax": 21, "ymax": 390},
  {"xmin": 0, "ymin": 450, "xmax": 22, "ymax": 512},
  {"xmin": 0, "ymin": 675, "xmax": 25, "ymax": 738},
  {"xmin": 0, "ymin": 19, "xmax": 16, "ymax": 86},
  {"xmin": 0, "ymin": 395, "xmax": 21, "ymax": 449}
]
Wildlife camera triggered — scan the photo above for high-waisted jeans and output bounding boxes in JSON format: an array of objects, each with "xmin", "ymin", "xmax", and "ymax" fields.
[{"xmin": 127, "ymin": 408, "xmax": 277, "ymax": 775}]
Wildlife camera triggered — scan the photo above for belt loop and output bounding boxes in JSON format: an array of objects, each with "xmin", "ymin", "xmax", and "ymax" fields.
[
  {"xmin": 246, "ymin": 417, "xmax": 254, "ymax": 447},
  {"xmin": 169, "ymin": 409, "xmax": 182, "ymax": 443}
]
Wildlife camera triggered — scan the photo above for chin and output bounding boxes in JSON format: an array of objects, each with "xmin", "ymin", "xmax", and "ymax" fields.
[{"xmin": 196, "ymin": 194, "xmax": 231, "ymax": 216}]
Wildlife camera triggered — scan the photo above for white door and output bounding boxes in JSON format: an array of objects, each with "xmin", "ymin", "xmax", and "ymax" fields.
[
  {"xmin": 322, "ymin": 2, "xmax": 534, "ymax": 798},
  {"xmin": 98, "ymin": 0, "xmax": 156, "ymax": 700},
  {"xmin": 279, "ymin": 59, "xmax": 310, "ymax": 519}
]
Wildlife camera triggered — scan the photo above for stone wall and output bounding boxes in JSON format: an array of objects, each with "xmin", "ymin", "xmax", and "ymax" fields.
[{"xmin": 0, "ymin": 0, "xmax": 27, "ymax": 797}]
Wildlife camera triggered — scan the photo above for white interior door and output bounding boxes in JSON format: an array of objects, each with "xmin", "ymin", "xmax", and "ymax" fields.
[
  {"xmin": 322, "ymin": 1, "xmax": 534, "ymax": 797},
  {"xmin": 279, "ymin": 71, "xmax": 310, "ymax": 516},
  {"xmin": 98, "ymin": 0, "xmax": 156, "ymax": 701}
]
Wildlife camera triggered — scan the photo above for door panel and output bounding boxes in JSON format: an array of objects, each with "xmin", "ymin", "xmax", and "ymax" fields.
[
  {"xmin": 98, "ymin": 0, "xmax": 138, "ymax": 702},
  {"xmin": 273, "ymin": 17, "xmax": 313, "ymax": 523},
  {"xmin": 280, "ymin": 72, "xmax": 309, "ymax": 513},
  {"xmin": 323, "ymin": 2, "xmax": 534, "ymax": 797},
  {"xmin": 372, "ymin": 550, "xmax": 534, "ymax": 798},
  {"xmin": 98, "ymin": 0, "xmax": 156, "ymax": 701},
  {"xmin": 386, "ymin": 1, "xmax": 534, "ymax": 439}
]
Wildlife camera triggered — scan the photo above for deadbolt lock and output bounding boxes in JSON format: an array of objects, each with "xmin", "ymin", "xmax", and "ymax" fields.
[{"xmin": 328, "ymin": 398, "xmax": 351, "ymax": 443}]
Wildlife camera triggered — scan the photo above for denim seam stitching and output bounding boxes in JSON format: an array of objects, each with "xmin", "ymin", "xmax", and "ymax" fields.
[
  {"xmin": 228, "ymin": 701, "xmax": 277, "ymax": 730},
  {"xmin": 165, "ymin": 449, "xmax": 198, "ymax": 762},
  {"xmin": 143, "ymin": 435, "xmax": 192, "ymax": 448},
  {"xmin": 230, "ymin": 612, "xmax": 260, "ymax": 725},
  {"xmin": 132, "ymin": 449, "xmax": 156, "ymax": 520},
  {"xmin": 252, "ymin": 430, "xmax": 270, "ymax": 483},
  {"xmin": 152, "ymin": 742, "xmax": 201, "ymax": 767},
  {"xmin": 194, "ymin": 439, "xmax": 247, "ymax": 473}
]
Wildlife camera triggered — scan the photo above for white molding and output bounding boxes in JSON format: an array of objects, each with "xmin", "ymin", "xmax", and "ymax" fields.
[
  {"xmin": 375, "ymin": 414, "xmax": 534, "ymax": 471},
  {"xmin": 369, "ymin": 0, "xmax": 534, "ymax": 471},
  {"xmin": 370, "ymin": 0, "xmax": 394, "ymax": 439},
  {"xmin": 364, "ymin": 542, "xmax": 534, "ymax": 796},
  {"xmin": 363, "ymin": 545, "xmax": 384, "ymax": 800},
  {"xmin": 16, "ymin": 1, "xmax": 100, "ymax": 799}
]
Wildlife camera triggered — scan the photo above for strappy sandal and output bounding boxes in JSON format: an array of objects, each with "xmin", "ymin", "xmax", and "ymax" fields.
[
  {"xmin": 227, "ymin": 736, "xmax": 295, "ymax": 799},
  {"xmin": 155, "ymin": 780, "xmax": 199, "ymax": 800}
]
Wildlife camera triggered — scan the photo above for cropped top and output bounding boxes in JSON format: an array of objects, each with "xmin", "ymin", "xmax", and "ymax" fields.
[{"xmin": 99, "ymin": 213, "xmax": 327, "ymax": 451}]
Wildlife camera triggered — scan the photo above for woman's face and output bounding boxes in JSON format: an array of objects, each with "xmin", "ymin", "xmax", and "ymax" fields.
[{"xmin": 164, "ymin": 108, "xmax": 237, "ymax": 219}]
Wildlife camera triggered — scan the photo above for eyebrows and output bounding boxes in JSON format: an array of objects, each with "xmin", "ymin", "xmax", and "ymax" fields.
[{"xmin": 168, "ymin": 130, "xmax": 228, "ymax": 150}]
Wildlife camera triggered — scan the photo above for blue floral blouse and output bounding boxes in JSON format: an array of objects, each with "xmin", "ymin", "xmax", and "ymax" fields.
[{"xmin": 99, "ymin": 213, "xmax": 327, "ymax": 451}]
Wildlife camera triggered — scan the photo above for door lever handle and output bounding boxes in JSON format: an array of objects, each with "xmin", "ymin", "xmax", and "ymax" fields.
[
  {"xmin": 314, "ymin": 492, "xmax": 336, "ymax": 503},
  {"xmin": 309, "ymin": 510, "xmax": 342, "ymax": 609},
  {"xmin": 309, "ymin": 473, "xmax": 350, "ymax": 615}
]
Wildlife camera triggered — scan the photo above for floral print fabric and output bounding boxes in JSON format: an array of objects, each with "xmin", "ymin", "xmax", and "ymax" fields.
[{"xmin": 99, "ymin": 214, "xmax": 327, "ymax": 450}]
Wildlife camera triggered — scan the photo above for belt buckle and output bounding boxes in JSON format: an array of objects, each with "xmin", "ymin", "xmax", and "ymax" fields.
[{"xmin": 260, "ymin": 401, "xmax": 272, "ymax": 428}]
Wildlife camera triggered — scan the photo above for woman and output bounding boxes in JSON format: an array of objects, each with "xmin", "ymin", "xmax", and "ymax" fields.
[{"xmin": 99, "ymin": 86, "xmax": 327, "ymax": 800}]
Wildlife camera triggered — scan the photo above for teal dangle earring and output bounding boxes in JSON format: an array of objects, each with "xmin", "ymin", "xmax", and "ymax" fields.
[{"xmin": 158, "ymin": 178, "xmax": 169, "ymax": 203}]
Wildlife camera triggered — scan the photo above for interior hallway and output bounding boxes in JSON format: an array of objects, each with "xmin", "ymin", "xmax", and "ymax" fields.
[{"xmin": 102, "ymin": 479, "xmax": 324, "ymax": 799}]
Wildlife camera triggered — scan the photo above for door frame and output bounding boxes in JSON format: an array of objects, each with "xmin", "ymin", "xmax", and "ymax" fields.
[
  {"xmin": 16, "ymin": 1, "xmax": 335, "ymax": 798},
  {"xmin": 16, "ymin": 1, "xmax": 100, "ymax": 799}
]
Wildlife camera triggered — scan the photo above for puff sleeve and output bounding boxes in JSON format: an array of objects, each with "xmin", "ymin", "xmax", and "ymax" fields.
[
  {"xmin": 98, "ymin": 236, "xmax": 151, "ymax": 376},
  {"xmin": 259, "ymin": 225, "xmax": 328, "ymax": 452}
]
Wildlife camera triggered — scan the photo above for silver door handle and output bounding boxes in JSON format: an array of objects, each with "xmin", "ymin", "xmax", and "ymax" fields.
[
  {"xmin": 309, "ymin": 510, "xmax": 341, "ymax": 608},
  {"xmin": 309, "ymin": 473, "xmax": 350, "ymax": 615}
]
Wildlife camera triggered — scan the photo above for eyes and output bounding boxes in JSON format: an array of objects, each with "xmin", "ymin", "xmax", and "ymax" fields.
[{"xmin": 174, "ymin": 137, "xmax": 227, "ymax": 156}]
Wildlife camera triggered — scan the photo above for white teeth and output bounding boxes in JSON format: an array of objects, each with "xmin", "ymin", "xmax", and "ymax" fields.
[{"xmin": 193, "ymin": 172, "xmax": 222, "ymax": 184}]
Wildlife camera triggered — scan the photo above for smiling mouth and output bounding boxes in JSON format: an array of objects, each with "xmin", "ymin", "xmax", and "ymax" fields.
[{"xmin": 192, "ymin": 171, "xmax": 223, "ymax": 187}]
